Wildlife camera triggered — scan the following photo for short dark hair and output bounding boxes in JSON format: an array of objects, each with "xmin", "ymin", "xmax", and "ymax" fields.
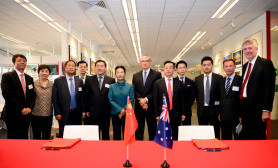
[
  {"xmin": 223, "ymin": 58, "xmax": 235, "ymax": 65},
  {"xmin": 95, "ymin": 60, "xmax": 106, "ymax": 67},
  {"xmin": 176, "ymin": 60, "xmax": 187, "ymax": 68},
  {"xmin": 38, "ymin": 64, "xmax": 51, "ymax": 74},
  {"xmin": 164, "ymin": 61, "xmax": 175, "ymax": 68},
  {"xmin": 65, "ymin": 60, "xmax": 76, "ymax": 67},
  {"xmin": 115, "ymin": 65, "xmax": 126, "ymax": 74},
  {"xmin": 77, "ymin": 60, "xmax": 88, "ymax": 67},
  {"xmin": 12, "ymin": 54, "xmax": 27, "ymax": 63},
  {"xmin": 201, "ymin": 56, "xmax": 213, "ymax": 65}
]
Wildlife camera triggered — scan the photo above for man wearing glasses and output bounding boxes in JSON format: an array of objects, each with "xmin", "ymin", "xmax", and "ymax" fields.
[{"xmin": 132, "ymin": 55, "xmax": 161, "ymax": 140}]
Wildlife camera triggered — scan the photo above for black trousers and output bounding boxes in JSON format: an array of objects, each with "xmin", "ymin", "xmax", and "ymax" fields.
[
  {"xmin": 31, "ymin": 115, "xmax": 52, "ymax": 140},
  {"xmin": 58, "ymin": 109, "xmax": 82, "ymax": 138},
  {"xmin": 241, "ymin": 98, "xmax": 267, "ymax": 140},
  {"xmin": 220, "ymin": 120, "xmax": 239, "ymax": 140},
  {"xmin": 6, "ymin": 116, "xmax": 30, "ymax": 139},
  {"xmin": 135, "ymin": 110, "xmax": 157, "ymax": 140},
  {"xmin": 198, "ymin": 106, "xmax": 220, "ymax": 139},
  {"xmin": 112, "ymin": 114, "xmax": 125, "ymax": 140},
  {"xmin": 91, "ymin": 115, "xmax": 110, "ymax": 140}
]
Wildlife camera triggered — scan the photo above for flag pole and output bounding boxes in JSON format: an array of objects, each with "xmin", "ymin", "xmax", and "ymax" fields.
[
  {"xmin": 161, "ymin": 148, "xmax": 170, "ymax": 168},
  {"xmin": 127, "ymin": 144, "xmax": 129, "ymax": 160}
]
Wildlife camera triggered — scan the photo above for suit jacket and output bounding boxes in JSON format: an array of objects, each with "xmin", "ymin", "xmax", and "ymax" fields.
[
  {"xmin": 241, "ymin": 56, "xmax": 276, "ymax": 118},
  {"xmin": 85, "ymin": 75, "xmax": 115, "ymax": 117},
  {"xmin": 1, "ymin": 71, "xmax": 35, "ymax": 121},
  {"xmin": 132, "ymin": 69, "xmax": 161, "ymax": 116},
  {"xmin": 52, "ymin": 76, "xmax": 84, "ymax": 122},
  {"xmin": 175, "ymin": 76, "xmax": 195, "ymax": 117},
  {"xmin": 195, "ymin": 73, "xmax": 223, "ymax": 117},
  {"xmin": 153, "ymin": 78, "xmax": 184, "ymax": 122},
  {"xmin": 219, "ymin": 74, "xmax": 242, "ymax": 122}
]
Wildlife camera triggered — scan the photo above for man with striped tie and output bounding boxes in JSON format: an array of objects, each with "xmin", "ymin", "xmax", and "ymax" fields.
[{"xmin": 218, "ymin": 59, "xmax": 242, "ymax": 140}]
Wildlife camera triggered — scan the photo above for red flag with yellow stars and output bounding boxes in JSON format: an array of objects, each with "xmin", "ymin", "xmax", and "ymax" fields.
[{"xmin": 124, "ymin": 96, "xmax": 138, "ymax": 148}]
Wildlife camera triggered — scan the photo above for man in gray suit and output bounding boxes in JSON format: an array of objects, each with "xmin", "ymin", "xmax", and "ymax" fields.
[
  {"xmin": 195, "ymin": 56, "xmax": 223, "ymax": 139},
  {"xmin": 53, "ymin": 60, "xmax": 84, "ymax": 138}
]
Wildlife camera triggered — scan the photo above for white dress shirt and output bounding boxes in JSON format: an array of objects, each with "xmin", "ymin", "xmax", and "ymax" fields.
[
  {"xmin": 164, "ymin": 76, "xmax": 173, "ymax": 95},
  {"xmin": 242, "ymin": 55, "xmax": 258, "ymax": 98}
]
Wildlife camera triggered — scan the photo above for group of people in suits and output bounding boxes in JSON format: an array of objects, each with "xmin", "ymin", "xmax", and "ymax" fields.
[{"xmin": 1, "ymin": 39, "xmax": 276, "ymax": 140}]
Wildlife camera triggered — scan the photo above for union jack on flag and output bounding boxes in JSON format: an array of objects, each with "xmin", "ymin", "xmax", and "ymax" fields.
[
  {"xmin": 160, "ymin": 96, "xmax": 170, "ymax": 122},
  {"xmin": 154, "ymin": 96, "xmax": 173, "ymax": 149}
]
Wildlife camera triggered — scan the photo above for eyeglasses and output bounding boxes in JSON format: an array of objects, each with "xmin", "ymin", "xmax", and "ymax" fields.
[{"xmin": 140, "ymin": 60, "xmax": 150, "ymax": 63}]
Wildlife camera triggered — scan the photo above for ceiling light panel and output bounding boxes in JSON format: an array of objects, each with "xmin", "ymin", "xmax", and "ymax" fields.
[{"xmin": 122, "ymin": 0, "xmax": 141, "ymax": 63}]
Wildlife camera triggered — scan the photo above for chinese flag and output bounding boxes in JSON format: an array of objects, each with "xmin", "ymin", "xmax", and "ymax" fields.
[{"xmin": 124, "ymin": 96, "xmax": 138, "ymax": 148}]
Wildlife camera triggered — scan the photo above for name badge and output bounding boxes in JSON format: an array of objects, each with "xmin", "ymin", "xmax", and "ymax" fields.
[
  {"xmin": 215, "ymin": 101, "xmax": 220, "ymax": 105},
  {"xmin": 232, "ymin": 86, "xmax": 239, "ymax": 91},
  {"xmin": 78, "ymin": 87, "xmax": 82, "ymax": 91},
  {"xmin": 28, "ymin": 84, "xmax": 33, "ymax": 89},
  {"xmin": 105, "ymin": 84, "xmax": 110, "ymax": 88}
]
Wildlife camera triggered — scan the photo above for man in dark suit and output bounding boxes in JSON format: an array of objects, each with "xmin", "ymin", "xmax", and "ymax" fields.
[
  {"xmin": 1, "ymin": 54, "xmax": 35, "ymax": 139},
  {"xmin": 132, "ymin": 55, "xmax": 161, "ymax": 140},
  {"xmin": 240, "ymin": 39, "xmax": 276, "ymax": 140},
  {"xmin": 175, "ymin": 60, "xmax": 195, "ymax": 125},
  {"xmin": 153, "ymin": 61, "xmax": 184, "ymax": 140},
  {"xmin": 77, "ymin": 60, "xmax": 90, "ymax": 125},
  {"xmin": 219, "ymin": 59, "xmax": 242, "ymax": 140},
  {"xmin": 53, "ymin": 60, "xmax": 84, "ymax": 138},
  {"xmin": 195, "ymin": 56, "xmax": 223, "ymax": 139},
  {"xmin": 85, "ymin": 60, "xmax": 115, "ymax": 140}
]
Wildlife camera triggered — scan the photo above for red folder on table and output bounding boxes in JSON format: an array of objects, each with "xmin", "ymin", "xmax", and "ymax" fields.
[
  {"xmin": 192, "ymin": 138, "xmax": 229, "ymax": 150},
  {"xmin": 42, "ymin": 138, "xmax": 81, "ymax": 149}
]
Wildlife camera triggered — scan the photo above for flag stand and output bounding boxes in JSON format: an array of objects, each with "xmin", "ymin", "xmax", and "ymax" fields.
[
  {"xmin": 123, "ymin": 144, "xmax": 132, "ymax": 167},
  {"xmin": 161, "ymin": 147, "xmax": 170, "ymax": 168}
]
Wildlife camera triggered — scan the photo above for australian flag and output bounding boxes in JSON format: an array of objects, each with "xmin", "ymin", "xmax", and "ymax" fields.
[{"xmin": 154, "ymin": 96, "xmax": 173, "ymax": 149}]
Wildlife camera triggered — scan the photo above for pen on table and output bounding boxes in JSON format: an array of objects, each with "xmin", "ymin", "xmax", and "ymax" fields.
[
  {"xmin": 43, "ymin": 148, "xmax": 60, "ymax": 150},
  {"xmin": 204, "ymin": 149, "xmax": 222, "ymax": 152}
]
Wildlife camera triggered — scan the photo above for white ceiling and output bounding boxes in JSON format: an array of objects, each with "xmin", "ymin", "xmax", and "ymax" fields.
[{"xmin": 0, "ymin": 0, "xmax": 278, "ymax": 71}]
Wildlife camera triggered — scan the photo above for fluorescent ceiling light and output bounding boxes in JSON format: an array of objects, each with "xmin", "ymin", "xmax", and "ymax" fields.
[
  {"xmin": 122, "ymin": 0, "xmax": 141, "ymax": 63},
  {"xmin": 172, "ymin": 31, "xmax": 206, "ymax": 62},
  {"xmin": 211, "ymin": 0, "xmax": 239, "ymax": 18},
  {"xmin": 0, "ymin": 34, "xmax": 25, "ymax": 44},
  {"xmin": 14, "ymin": 0, "xmax": 67, "ymax": 33}
]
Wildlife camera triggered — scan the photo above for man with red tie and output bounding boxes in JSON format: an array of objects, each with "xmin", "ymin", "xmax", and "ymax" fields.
[
  {"xmin": 1, "ymin": 54, "xmax": 35, "ymax": 139},
  {"xmin": 153, "ymin": 61, "xmax": 184, "ymax": 140},
  {"xmin": 240, "ymin": 39, "xmax": 276, "ymax": 140}
]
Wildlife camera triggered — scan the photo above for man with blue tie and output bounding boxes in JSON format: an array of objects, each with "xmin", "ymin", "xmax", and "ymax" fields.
[
  {"xmin": 175, "ymin": 60, "xmax": 195, "ymax": 125},
  {"xmin": 132, "ymin": 55, "xmax": 161, "ymax": 140},
  {"xmin": 195, "ymin": 56, "xmax": 223, "ymax": 139},
  {"xmin": 218, "ymin": 59, "xmax": 242, "ymax": 140},
  {"xmin": 53, "ymin": 60, "xmax": 84, "ymax": 138}
]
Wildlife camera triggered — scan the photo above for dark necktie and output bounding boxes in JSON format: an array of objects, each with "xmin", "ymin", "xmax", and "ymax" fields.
[
  {"xmin": 99, "ymin": 76, "xmax": 103, "ymax": 90},
  {"xmin": 225, "ymin": 77, "xmax": 231, "ymax": 94},
  {"xmin": 240, "ymin": 63, "xmax": 252, "ymax": 99},
  {"xmin": 205, "ymin": 76, "xmax": 210, "ymax": 104},
  {"xmin": 180, "ymin": 77, "xmax": 184, "ymax": 85}
]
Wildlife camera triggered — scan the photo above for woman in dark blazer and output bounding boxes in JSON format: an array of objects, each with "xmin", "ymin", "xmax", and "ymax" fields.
[{"xmin": 108, "ymin": 66, "xmax": 134, "ymax": 140}]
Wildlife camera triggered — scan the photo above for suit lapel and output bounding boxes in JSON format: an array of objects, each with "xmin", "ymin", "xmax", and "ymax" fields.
[
  {"xmin": 248, "ymin": 56, "xmax": 260, "ymax": 82},
  {"xmin": 138, "ymin": 70, "xmax": 144, "ymax": 88},
  {"xmin": 199, "ymin": 75, "xmax": 204, "ymax": 98},
  {"xmin": 144, "ymin": 69, "xmax": 153, "ymax": 89},
  {"xmin": 74, "ymin": 77, "xmax": 79, "ymax": 96},
  {"xmin": 210, "ymin": 73, "xmax": 216, "ymax": 93},
  {"xmin": 62, "ymin": 76, "xmax": 70, "ymax": 96},
  {"xmin": 12, "ymin": 71, "xmax": 25, "ymax": 98}
]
